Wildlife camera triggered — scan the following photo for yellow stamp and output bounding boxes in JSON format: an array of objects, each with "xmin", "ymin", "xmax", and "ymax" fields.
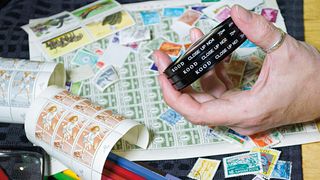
[
  {"xmin": 42, "ymin": 28, "xmax": 91, "ymax": 59},
  {"xmin": 85, "ymin": 10, "xmax": 135, "ymax": 40},
  {"xmin": 251, "ymin": 147, "xmax": 281, "ymax": 178},
  {"xmin": 188, "ymin": 158, "xmax": 220, "ymax": 180}
]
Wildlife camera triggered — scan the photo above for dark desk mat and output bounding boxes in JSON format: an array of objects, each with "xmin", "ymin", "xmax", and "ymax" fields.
[{"xmin": 0, "ymin": 0, "xmax": 304, "ymax": 179}]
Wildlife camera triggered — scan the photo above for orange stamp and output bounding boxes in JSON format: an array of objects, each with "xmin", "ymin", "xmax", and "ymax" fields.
[
  {"xmin": 159, "ymin": 42, "xmax": 183, "ymax": 57},
  {"xmin": 35, "ymin": 102, "xmax": 65, "ymax": 145}
]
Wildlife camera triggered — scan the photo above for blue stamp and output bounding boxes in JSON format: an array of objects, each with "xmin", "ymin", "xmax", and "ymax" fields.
[
  {"xmin": 149, "ymin": 63, "xmax": 158, "ymax": 71},
  {"xmin": 271, "ymin": 160, "xmax": 292, "ymax": 180},
  {"xmin": 71, "ymin": 49, "xmax": 99, "ymax": 66},
  {"xmin": 159, "ymin": 109, "xmax": 183, "ymax": 126},
  {"xmin": 163, "ymin": 7, "xmax": 185, "ymax": 17},
  {"xmin": 140, "ymin": 11, "xmax": 161, "ymax": 25},
  {"xmin": 191, "ymin": 5, "xmax": 207, "ymax": 12},
  {"xmin": 240, "ymin": 39, "xmax": 257, "ymax": 48},
  {"xmin": 227, "ymin": 128, "xmax": 249, "ymax": 141}
]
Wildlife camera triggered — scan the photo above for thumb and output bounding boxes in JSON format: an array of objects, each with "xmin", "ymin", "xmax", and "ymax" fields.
[{"xmin": 231, "ymin": 5, "xmax": 282, "ymax": 51}]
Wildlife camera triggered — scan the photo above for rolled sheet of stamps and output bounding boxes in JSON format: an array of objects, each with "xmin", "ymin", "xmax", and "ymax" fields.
[
  {"xmin": 0, "ymin": 58, "xmax": 65, "ymax": 123},
  {"xmin": 251, "ymin": 147, "xmax": 281, "ymax": 178},
  {"xmin": 223, "ymin": 152, "xmax": 262, "ymax": 178},
  {"xmin": 25, "ymin": 86, "xmax": 149, "ymax": 180}
]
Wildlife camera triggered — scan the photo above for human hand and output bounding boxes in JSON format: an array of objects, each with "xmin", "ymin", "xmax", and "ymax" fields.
[{"xmin": 154, "ymin": 5, "xmax": 320, "ymax": 135}]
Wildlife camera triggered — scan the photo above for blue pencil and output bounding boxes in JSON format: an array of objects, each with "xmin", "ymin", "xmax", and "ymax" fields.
[{"xmin": 107, "ymin": 152, "xmax": 167, "ymax": 180}]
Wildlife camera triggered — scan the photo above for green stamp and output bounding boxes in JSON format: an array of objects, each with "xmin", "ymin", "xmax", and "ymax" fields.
[{"xmin": 223, "ymin": 152, "xmax": 262, "ymax": 178}]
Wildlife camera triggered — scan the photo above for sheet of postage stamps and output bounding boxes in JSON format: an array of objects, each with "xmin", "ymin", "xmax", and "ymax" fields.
[
  {"xmin": 271, "ymin": 160, "xmax": 292, "ymax": 180},
  {"xmin": 251, "ymin": 147, "xmax": 281, "ymax": 178},
  {"xmin": 223, "ymin": 152, "xmax": 262, "ymax": 178},
  {"xmin": 27, "ymin": 87, "xmax": 149, "ymax": 179},
  {"xmin": 188, "ymin": 158, "xmax": 220, "ymax": 180}
]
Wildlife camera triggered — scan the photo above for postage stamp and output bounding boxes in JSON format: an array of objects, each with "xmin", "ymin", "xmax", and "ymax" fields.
[
  {"xmin": 71, "ymin": 49, "xmax": 99, "ymax": 67},
  {"xmin": 70, "ymin": 81, "xmax": 83, "ymax": 95},
  {"xmin": 240, "ymin": 39, "xmax": 257, "ymax": 48},
  {"xmin": 119, "ymin": 26, "xmax": 151, "ymax": 45},
  {"xmin": 178, "ymin": 9, "xmax": 202, "ymax": 26},
  {"xmin": 72, "ymin": 0, "xmax": 120, "ymax": 21},
  {"xmin": 149, "ymin": 63, "xmax": 158, "ymax": 72},
  {"xmin": 251, "ymin": 147, "xmax": 281, "ymax": 178},
  {"xmin": 93, "ymin": 65, "xmax": 119, "ymax": 92},
  {"xmin": 215, "ymin": 5, "xmax": 231, "ymax": 22},
  {"xmin": 42, "ymin": 28, "xmax": 91, "ymax": 59},
  {"xmin": 188, "ymin": 158, "xmax": 220, "ymax": 180},
  {"xmin": 72, "ymin": 123, "xmax": 109, "ymax": 166},
  {"xmin": 35, "ymin": 102, "xmax": 66, "ymax": 145},
  {"xmin": 223, "ymin": 152, "xmax": 262, "ymax": 178},
  {"xmin": 140, "ymin": 11, "xmax": 161, "ymax": 26},
  {"xmin": 252, "ymin": 174, "xmax": 265, "ymax": 180},
  {"xmin": 163, "ymin": 7, "xmax": 185, "ymax": 18},
  {"xmin": 159, "ymin": 42, "xmax": 183, "ymax": 57},
  {"xmin": 249, "ymin": 130, "xmax": 282, "ymax": 148},
  {"xmin": 159, "ymin": 108, "xmax": 183, "ymax": 126},
  {"xmin": 85, "ymin": 10, "xmax": 135, "ymax": 40},
  {"xmin": 271, "ymin": 160, "xmax": 292, "ymax": 180},
  {"xmin": 261, "ymin": 8, "xmax": 278, "ymax": 23},
  {"xmin": 53, "ymin": 112, "xmax": 86, "ymax": 154},
  {"xmin": 191, "ymin": 5, "xmax": 207, "ymax": 12},
  {"xmin": 26, "ymin": 11, "xmax": 79, "ymax": 40}
]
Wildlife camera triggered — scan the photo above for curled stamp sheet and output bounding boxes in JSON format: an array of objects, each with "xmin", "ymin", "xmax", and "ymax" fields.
[
  {"xmin": 25, "ymin": 86, "xmax": 149, "ymax": 180},
  {"xmin": 0, "ymin": 58, "xmax": 65, "ymax": 123}
]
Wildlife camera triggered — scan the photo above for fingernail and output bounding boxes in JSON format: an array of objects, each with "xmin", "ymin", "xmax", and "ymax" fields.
[{"xmin": 236, "ymin": 5, "xmax": 252, "ymax": 22}]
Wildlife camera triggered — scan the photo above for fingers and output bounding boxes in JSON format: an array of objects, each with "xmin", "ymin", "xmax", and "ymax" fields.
[
  {"xmin": 231, "ymin": 5, "xmax": 282, "ymax": 52},
  {"xmin": 200, "ymin": 70, "xmax": 227, "ymax": 98},
  {"xmin": 190, "ymin": 28, "xmax": 229, "ymax": 97},
  {"xmin": 190, "ymin": 28, "xmax": 204, "ymax": 42}
]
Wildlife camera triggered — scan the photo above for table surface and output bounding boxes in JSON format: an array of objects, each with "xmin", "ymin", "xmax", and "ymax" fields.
[{"xmin": 302, "ymin": 0, "xmax": 320, "ymax": 179}]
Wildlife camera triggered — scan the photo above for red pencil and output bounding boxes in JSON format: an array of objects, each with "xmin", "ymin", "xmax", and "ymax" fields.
[
  {"xmin": 104, "ymin": 160, "xmax": 146, "ymax": 180},
  {"xmin": 102, "ymin": 168, "xmax": 126, "ymax": 180}
]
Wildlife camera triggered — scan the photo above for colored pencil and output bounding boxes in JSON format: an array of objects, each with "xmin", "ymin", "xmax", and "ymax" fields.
[{"xmin": 105, "ymin": 159, "xmax": 145, "ymax": 180}]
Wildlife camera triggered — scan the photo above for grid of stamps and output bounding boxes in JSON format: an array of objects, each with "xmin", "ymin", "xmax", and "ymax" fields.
[{"xmin": 35, "ymin": 90, "xmax": 124, "ymax": 168}]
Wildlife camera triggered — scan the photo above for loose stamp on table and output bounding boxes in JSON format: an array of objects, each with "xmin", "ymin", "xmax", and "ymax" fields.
[
  {"xmin": 163, "ymin": 7, "xmax": 185, "ymax": 18},
  {"xmin": 249, "ymin": 130, "xmax": 282, "ymax": 148},
  {"xmin": 159, "ymin": 42, "xmax": 183, "ymax": 57},
  {"xmin": 71, "ymin": 49, "xmax": 99, "ymax": 67},
  {"xmin": 93, "ymin": 65, "xmax": 119, "ymax": 92},
  {"xmin": 159, "ymin": 108, "xmax": 183, "ymax": 126},
  {"xmin": 188, "ymin": 158, "xmax": 220, "ymax": 180},
  {"xmin": 261, "ymin": 8, "xmax": 278, "ymax": 23},
  {"xmin": 223, "ymin": 152, "xmax": 263, "ymax": 178},
  {"xmin": 271, "ymin": 160, "xmax": 292, "ymax": 180},
  {"xmin": 140, "ymin": 11, "xmax": 161, "ymax": 26},
  {"xmin": 177, "ymin": 9, "xmax": 202, "ymax": 26},
  {"xmin": 251, "ymin": 147, "xmax": 281, "ymax": 178}
]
